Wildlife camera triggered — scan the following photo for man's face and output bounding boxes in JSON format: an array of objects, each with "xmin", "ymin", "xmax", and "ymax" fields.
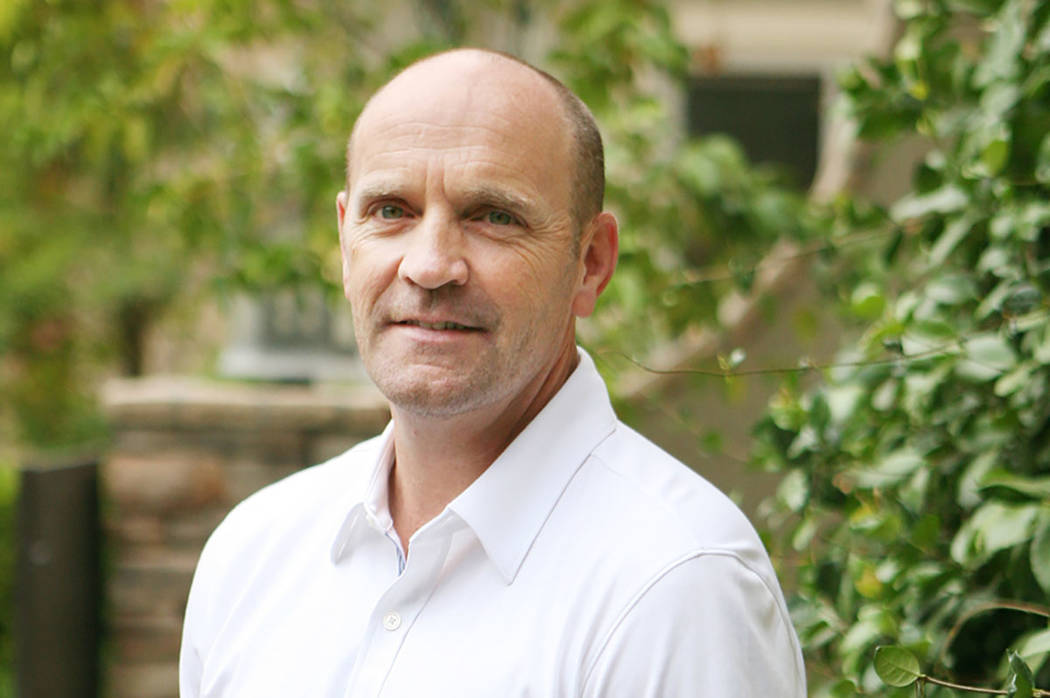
[{"xmin": 337, "ymin": 56, "xmax": 588, "ymax": 418}]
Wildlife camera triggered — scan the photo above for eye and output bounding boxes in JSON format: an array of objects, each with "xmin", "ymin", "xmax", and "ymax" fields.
[
  {"xmin": 378, "ymin": 204, "xmax": 404, "ymax": 220},
  {"xmin": 484, "ymin": 210, "xmax": 515, "ymax": 226}
]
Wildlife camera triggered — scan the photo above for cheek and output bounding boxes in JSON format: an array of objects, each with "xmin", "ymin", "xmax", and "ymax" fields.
[
  {"xmin": 483, "ymin": 254, "xmax": 576, "ymax": 322},
  {"xmin": 346, "ymin": 249, "xmax": 396, "ymax": 312}
]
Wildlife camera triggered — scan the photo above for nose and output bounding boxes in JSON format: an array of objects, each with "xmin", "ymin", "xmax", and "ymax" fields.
[{"xmin": 397, "ymin": 210, "xmax": 469, "ymax": 289}]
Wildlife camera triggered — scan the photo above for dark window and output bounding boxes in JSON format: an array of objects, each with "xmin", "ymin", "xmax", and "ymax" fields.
[{"xmin": 686, "ymin": 74, "xmax": 822, "ymax": 188}]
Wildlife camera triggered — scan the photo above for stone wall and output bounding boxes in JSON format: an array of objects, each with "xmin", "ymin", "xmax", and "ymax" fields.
[{"xmin": 101, "ymin": 377, "xmax": 388, "ymax": 698}]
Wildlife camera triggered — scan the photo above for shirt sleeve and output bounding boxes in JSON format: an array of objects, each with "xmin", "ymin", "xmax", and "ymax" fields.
[
  {"xmin": 580, "ymin": 552, "xmax": 806, "ymax": 698},
  {"xmin": 179, "ymin": 544, "xmax": 210, "ymax": 698},
  {"xmin": 179, "ymin": 510, "xmax": 232, "ymax": 698}
]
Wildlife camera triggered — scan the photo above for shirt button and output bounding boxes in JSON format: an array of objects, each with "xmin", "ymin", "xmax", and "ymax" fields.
[{"xmin": 382, "ymin": 612, "xmax": 401, "ymax": 631}]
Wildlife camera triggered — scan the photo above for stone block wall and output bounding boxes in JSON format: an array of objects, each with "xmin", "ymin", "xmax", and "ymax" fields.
[{"xmin": 101, "ymin": 377, "xmax": 388, "ymax": 698}]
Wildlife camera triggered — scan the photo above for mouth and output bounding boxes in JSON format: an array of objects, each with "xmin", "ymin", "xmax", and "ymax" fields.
[{"xmin": 396, "ymin": 319, "xmax": 482, "ymax": 331}]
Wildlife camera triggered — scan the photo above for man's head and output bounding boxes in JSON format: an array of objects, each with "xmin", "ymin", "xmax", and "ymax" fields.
[
  {"xmin": 336, "ymin": 49, "xmax": 618, "ymax": 419},
  {"xmin": 346, "ymin": 49, "xmax": 605, "ymax": 239}
]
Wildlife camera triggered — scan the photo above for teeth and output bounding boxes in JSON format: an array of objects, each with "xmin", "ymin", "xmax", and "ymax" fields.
[{"xmin": 408, "ymin": 320, "xmax": 470, "ymax": 330}]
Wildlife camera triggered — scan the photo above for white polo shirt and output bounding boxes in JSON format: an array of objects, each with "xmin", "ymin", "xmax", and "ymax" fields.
[{"xmin": 179, "ymin": 350, "xmax": 805, "ymax": 697}]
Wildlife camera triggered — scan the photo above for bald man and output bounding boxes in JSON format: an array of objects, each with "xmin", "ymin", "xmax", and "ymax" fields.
[{"xmin": 179, "ymin": 49, "xmax": 805, "ymax": 697}]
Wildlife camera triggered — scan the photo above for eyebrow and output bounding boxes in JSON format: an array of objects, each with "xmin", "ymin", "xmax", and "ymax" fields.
[
  {"xmin": 351, "ymin": 181, "xmax": 409, "ymax": 210},
  {"xmin": 455, "ymin": 185, "xmax": 536, "ymax": 218},
  {"xmin": 351, "ymin": 181, "xmax": 541, "ymax": 220}
]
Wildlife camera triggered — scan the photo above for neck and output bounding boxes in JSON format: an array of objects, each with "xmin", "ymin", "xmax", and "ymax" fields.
[{"xmin": 386, "ymin": 342, "xmax": 579, "ymax": 551}]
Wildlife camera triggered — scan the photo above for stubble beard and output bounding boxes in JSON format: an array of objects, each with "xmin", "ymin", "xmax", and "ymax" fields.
[
  {"xmin": 353, "ymin": 290, "xmax": 508, "ymax": 419},
  {"xmin": 357, "ymin": 301, "xmax": 569, "ymax": 421},
  {"xmin": 360, "ymin": 331, "xmax": 545, "ymax": 420},
  {"xmin": 355, "ymin": 256, "xmax": 580, "ymax": 419}
]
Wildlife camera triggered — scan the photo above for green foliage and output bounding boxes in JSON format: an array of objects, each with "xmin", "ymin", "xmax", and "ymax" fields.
[
  {"xmin": 755, "ymin": 0, "xmax": 1050, "ymax": 694},
  {"xmin": 873, "ymin": 645, "xmax": 1050, "ymax": 696},
  {"xmin": 0, "ymin": 0, "xmax": 820, "ymax": 451},
  {"xmin": 555, "ymin": 2, "xmax": 823, "ymax": 362},
  {"xmin": 0, "ymin": 0, "xmax": 347, "ymax": 447}
]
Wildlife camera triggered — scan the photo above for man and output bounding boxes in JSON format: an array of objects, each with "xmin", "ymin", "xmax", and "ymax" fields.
[{"xmin": 180, "ymin": 48, "xmax": 805, "ymax": 697}]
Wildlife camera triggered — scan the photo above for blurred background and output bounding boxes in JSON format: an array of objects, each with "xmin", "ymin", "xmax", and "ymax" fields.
[{"xmin": 3, "ymin": 0, "xmax": 1050, "ymax": 696}]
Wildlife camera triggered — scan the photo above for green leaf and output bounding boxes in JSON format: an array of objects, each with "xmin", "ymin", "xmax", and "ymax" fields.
[
  {"xmin": 994, "ymin": 364, "xmax": 1034, "ymax": 397},
  {"xmin": 791, "ymin": 515, "xmax": 817, "ymax": 551},
  {"xmin": 1033, "ymin": 322, "xmax": 1050, "ymax": 363},
  {"xmin": 957, "ymin": 333, "xmax": 1016, "ymax": 381},
  {"xmin": 1031, "ymin": 515, "xmax": 1050, "ymax": 597},
  {"xmin": 855, "ymin": 449, "xmax": 925, "ymax": 488},
  {"xmin": 1006, "ymin": 650, "xmax": 1035, "ymax": 698},
  {"xmin": 980, "ymin": 470, "xmax": 1050, "ymax": 499},
  {"xmin": 1001, "ymin": 284, "xmax": 1042, "ymax": 317},
  {"xmin": 777, "ymin": 469, "xmax": 809, "ymax": 513},
  {"xmin": 850, "ymin": 282, "xmax": 886, "ymax": 319},
  {"xmin": 826, "ymin": 384, "xmax": 865, "ymax": 427},
  {"xmin": 947, "ymin": 0, "xmax": 1002, "ymax": 12},
  {"xmin": 928, "ymin": 215, "xmax": 973, "ymax": 267},
  {"xmin": 961, "ymin": 449, "xmax": 999, "ymax": 510},
  {"xmin": 891, "ymin": 185, "xmax": 967, "ymax": 221},
  {"xmin": 893, "ymin": 0, "xmax": 925, "ymax": 20},
  {"xmin": 977, "ymin": 246, "xmax": 1015, "ymax": 277},
  {"xmin": 827, "ymin": 678, "xmax": 860, "ymax": 697},
  {"xmin": 874, "ymin": 645, "xmax": 922, "ymax": 688},
  {"xmin": 974, "ymin": 0, "xmax": 1025, "ymax": 86},
  {"xmin": 1017, "ymin": 627, "xmax": 1050, "ymax": 665},
  {"xmin": 926, "ymin": 273, "xmax": 978, "ymax": 305},
  {"xmin": 1036, "ymin": 133, "xmax": 1050, "ymax": 185},
  {"xmin": 981, "ymin": 134, "xmax": 1011, "ymax": 177},
  {"xmin": 951, "ymin": 501, "xmax": 1041, "ymax": 565}
]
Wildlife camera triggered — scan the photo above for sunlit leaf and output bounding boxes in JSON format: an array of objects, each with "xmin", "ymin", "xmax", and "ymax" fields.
[
  {"xmin": 957, "ymin": 333, "xmax": 1016, "ymax": 381},
  {"xmin": 1030, "ymin": 515, "xmax": 1050, "ymax": 597},
  {"xmin": 980, "ymin": 470, "xmax": 1050, "ymax": 499},
  {"xmin": 891, "ymin": 185, "xmax": 967, "ymax": 220},
  {"xmin": 1006, "ymin": 650, "xmax": 1035, "ymax": 698},
  {"xmin": 874, "ymin": 646, "xmax": 922, "ymax": 687},
  {"xmin": 951, "ymin": 501, "xmax": 1040, "ymax": 565}
]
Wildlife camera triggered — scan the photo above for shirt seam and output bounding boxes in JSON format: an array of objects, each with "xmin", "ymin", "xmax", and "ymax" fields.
[
  {"xmin": 498, "ymin": 418, "xmax": 618, "ymax": 583},
  {"xmin": 579, "ymin": 549, "xmax": 800, "ymax": 694}
]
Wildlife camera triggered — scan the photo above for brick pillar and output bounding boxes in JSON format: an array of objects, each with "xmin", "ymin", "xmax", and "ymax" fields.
[{"xmin": 101, "ymin": 377, "xmax": 388, "ymax": 698}]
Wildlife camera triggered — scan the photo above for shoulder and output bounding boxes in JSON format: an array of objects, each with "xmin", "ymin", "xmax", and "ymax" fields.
[
  {"xmin": 541, "ymin": 420, "xmax": 776, "ymax": 581},
  {"xmin": 191, "ymin": 431, "xmax": 384, "ymax": 590},
  {"xmin": 581, "ymin": 552, "xmax": 806, "ymax": 697},
  {"xmin": 583, "ymin": 421, "xmax": 767, "ymax": 563},
  {"xmin": 567, "ymin": 424, "xmax": 804, "ymax": 694},
  {"xmin": 183, "ymin": 432, "xmax": 385, "ymax": 652}
]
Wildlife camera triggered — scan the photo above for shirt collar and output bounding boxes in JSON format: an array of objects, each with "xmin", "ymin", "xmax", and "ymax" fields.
[
  {"xmin": 330, "ymin": 348, "xmax": 618, "ymax": 582},
  {"xmin": 448, "ymin": 347, "xmax": 617, "ymax": 584},
  {"xmin": 329, "ymin": 422, "xmax": 396, "ymax": 563}
]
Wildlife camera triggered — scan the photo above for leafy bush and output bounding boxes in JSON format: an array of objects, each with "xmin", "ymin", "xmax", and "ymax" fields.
[{"xmin": 754, "ymin": 0, "xmax": 1050, "ymax": 695}]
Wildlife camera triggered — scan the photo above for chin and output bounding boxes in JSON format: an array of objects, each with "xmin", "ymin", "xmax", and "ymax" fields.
[
  {"xmin": 385, "ymin": 386, "xmax": 494, "ymax": 419},
  {"xmin": 372, "ymin": 369, "xmax": 500, "ymax": 419}
]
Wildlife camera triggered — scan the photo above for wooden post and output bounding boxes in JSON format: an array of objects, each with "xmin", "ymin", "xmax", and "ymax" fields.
[{"xmin": 16, "ymin": 460, "xmax": 100, "ymax": 698}]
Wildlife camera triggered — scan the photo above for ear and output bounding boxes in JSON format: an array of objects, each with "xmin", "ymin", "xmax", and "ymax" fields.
[
  {"xmin": 336, "ymin": 190, "xmax": 352, "ymax": 299},
  {"xmin": 571, "ymin": 211, "xmax": 619, "ymax": 318}
]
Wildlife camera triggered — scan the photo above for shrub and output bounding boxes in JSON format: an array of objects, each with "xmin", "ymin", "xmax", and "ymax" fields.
[{"xmin": 754, "ymin": 1, "xmax": 1050, "ymax": 695}]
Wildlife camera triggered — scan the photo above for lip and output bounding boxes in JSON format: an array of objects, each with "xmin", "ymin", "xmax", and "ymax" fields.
[
  {"xmin": 385, "ymin": 318, "xmax": 490, "ymax": 346},
  {"xmin": 393, "ymin": 318, "xmax": 483, "ymax": 331}
]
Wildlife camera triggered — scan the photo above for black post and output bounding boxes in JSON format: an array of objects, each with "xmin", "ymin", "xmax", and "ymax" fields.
[{"xmin": 15, "ymin": 460, "xmax": 100, "ymax": 698}]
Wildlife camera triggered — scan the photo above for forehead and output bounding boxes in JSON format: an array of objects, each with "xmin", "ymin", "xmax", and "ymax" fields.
[{"xmin": 347, "ymin": 56, "xmax": 573, "ymax": 203}]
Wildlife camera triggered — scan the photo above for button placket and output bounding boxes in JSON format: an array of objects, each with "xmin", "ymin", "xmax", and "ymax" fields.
[{"xmin": 343, "ymin": 520, "xmax": 457, "ymax": 697}]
